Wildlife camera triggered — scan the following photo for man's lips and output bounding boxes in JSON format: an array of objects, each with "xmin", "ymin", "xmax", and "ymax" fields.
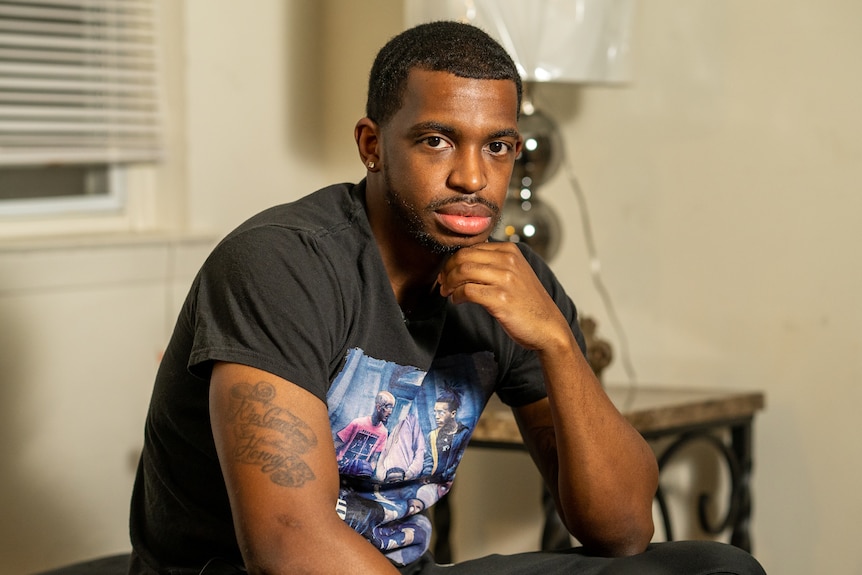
[{"xmin": 433, "ymin": 202, "xmax": 495, "ymax": 236}]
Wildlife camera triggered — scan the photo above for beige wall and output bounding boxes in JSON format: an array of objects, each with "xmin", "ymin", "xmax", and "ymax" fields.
[
  {"xmin": 543, "ymin": 4, "xmax": 862, "ymax": 574},
  {"xmin": 1, "ymin": 0, "xmax": 859, "ymax": 573}
]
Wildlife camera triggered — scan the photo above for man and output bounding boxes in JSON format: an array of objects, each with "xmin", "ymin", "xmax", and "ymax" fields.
[
  {"xmin": 375, "ymin": 411, "xmax": 425, "ymax": 483},
  {"xmin": 424, "ymin": 389, "xmax": 470, "ymax": 482},
  {"xmin": 129, "ymin": 21, "xmax": 765, "ymax": 575},
  {"xmin": 334, "ymin": 390, "xmax": 395, "ymax": 477}
]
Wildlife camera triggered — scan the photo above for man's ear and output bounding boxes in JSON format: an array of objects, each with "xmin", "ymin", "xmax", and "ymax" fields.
[
  {"xmin": 355, "ymin": 117, "xmax": 381, "ymax": 171},
  {"xmin": 513, "ymin": 134, "xmax": 525, "ymax": 158}
]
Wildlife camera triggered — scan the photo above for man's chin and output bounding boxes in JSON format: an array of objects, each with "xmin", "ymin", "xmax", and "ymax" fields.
[
  {"xmin": 412, "ymin": 233, "xmax": 460, "ymax": 255},
  {"xmin": 414, "ymin": 231, "xmax": 490, "ymax": 255}
]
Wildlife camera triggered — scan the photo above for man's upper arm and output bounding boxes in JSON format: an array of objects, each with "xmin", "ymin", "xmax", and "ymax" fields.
[{"xmin": 209, "ymin": 362, "xmax": 340, "ymax": 568}]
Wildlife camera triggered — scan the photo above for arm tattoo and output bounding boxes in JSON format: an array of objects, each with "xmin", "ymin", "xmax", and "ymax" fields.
[{"xmin": 227, "ymin": 381, "xmax": 318, "ymax": 487}]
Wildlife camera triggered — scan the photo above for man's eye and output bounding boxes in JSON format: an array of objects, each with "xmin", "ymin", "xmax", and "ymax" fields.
[
  {"xmin": 488, "ymin": 141, "xmax": 510, "ymax": 154},
  {"xmin": 424, "ymin": 136, "xmax": 444, "ymax": 147}
]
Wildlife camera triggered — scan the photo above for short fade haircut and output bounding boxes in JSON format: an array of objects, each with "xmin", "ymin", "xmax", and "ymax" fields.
[{"xmin": 366, "ymin": 21, "xmax": 522, "ymax": 127}]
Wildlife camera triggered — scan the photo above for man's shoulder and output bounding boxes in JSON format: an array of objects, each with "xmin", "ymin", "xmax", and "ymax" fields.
[
  {"xmin": 237, "ymin": 181, "xmax": 366, "ymax": 238},
  {"xmin": 194, "ymin": 181, "xmax": 376, "ymax": 295},
  {"xmin": 207, "ymin": 182, "xmax": 373, "ymax": 270}
]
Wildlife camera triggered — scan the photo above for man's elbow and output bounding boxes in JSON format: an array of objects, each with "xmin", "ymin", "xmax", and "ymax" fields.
[
  {"xmin": 238, "ymin": 513, "xmax": 339, "ymax": 575},
  {"xmin": 603, "ymin": 523, "xmax": 654, "ymax": 557},
  {"xmin": 570, "ymin": 511, "xmax": 655, "ymax": 558}
]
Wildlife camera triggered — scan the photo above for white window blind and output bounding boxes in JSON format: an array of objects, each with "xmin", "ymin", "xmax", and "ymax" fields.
[{"xmin": 0, "ymin": 0, "xmax": 162, "ymax": 168}]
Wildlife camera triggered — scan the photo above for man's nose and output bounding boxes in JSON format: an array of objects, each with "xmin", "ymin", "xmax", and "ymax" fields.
[{"xmin": 447, "ymin": 147, "xmax": 487, "ymax": 194}]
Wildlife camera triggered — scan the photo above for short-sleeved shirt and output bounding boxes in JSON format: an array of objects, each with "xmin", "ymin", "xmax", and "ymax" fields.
[{"xmin": 128, "ymin": 181, "xmax": 585, "ymax": 573}]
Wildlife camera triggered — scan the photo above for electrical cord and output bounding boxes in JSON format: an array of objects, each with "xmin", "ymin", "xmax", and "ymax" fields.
[{"xmin": 559, "ymin": 141, "xmax": 640, "ymax": 411}]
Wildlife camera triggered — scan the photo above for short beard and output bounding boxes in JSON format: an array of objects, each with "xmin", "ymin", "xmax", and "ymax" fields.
[
  {"xmin": 382, "ymin": 170, "xmax": 502, "ymax": 255},
  {"xmin": 383, "ymin": 172, "xmax": 461, "ymax": 255}
]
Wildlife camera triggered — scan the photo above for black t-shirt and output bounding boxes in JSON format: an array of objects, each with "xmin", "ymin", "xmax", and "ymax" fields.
[{"xmin": 128, "ymin": 181, "xmax": 585, "ymax": 573}]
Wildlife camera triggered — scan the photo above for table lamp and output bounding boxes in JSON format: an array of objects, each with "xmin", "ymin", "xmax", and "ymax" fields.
[{"xmin": 404, "ymin": 0, "xmax": 636, "ymax": 261}]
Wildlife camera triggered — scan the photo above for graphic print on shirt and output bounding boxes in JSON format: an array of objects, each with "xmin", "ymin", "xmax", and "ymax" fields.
[{"xmin": 327, "ymin": 347, "xmax": 497, "ymax": 565}]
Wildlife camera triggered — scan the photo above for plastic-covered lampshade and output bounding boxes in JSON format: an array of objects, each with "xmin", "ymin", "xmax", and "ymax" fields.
[{"xmin": 404, "ymin": 0, "xmax": 636, "ymax": 84}]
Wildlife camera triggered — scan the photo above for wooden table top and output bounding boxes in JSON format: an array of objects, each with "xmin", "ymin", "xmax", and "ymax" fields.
[{"xmin": 472, "ymin": 386, "xmax": 766, "ymax": 446}]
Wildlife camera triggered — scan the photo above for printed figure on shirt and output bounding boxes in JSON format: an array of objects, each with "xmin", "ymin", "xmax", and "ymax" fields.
[
  {"xmin": 334, "ymin": 390, "xmax": 395, "ymax": 477},
  {"xmin": 423, "ymin": 388, "xmax": 471, "ymax": 483}
]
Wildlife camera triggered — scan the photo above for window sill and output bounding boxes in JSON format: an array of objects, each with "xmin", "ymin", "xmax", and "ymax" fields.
[
  {"xmin": 0, "ymin": 230, "xmax": 215, "ymax": 254},
  {"xmin": 0, "ymin": 231, "xmax": 217, "ymax": 294}
]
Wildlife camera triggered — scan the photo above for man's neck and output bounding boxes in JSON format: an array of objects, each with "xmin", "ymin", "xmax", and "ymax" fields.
[{"xmin": 364, "ymin": 182, "xmax": 447, "ymax": 312}]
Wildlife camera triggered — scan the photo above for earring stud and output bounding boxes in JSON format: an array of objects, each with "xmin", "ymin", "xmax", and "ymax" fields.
[{"xmin": 366, "ymin": 160, "xmax": 375, "ymax": 169}]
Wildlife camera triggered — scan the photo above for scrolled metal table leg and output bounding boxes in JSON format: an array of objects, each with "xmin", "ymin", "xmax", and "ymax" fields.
[
  {"xmin": 654, "ymin": 482, "xmax": 675, "ymax": 542},
  {"xmin": 730, "ymin": 421, "xmax": 754, "ymax": 552},
  {"xmin": 654, "ymin": 425, "xmax": 753, "ymax": 550},
  {"xmin": 541, "ymin": 484, "xmax": 571, "ymax": 550}
]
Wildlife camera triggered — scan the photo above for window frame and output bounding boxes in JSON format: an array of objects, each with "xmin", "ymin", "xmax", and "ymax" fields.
[
  {"xmin": 0, "ymin": 165, "xmax": 125, "ymax": 217},
  {"xmin": 0, "ymin": 0, "xmax": 163, "ymax": 228}
]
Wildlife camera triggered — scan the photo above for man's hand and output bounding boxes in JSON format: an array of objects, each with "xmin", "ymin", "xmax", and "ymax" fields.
[{"xmin": 437, "ymin": 242, "xmax": 573, "ymax": 353}]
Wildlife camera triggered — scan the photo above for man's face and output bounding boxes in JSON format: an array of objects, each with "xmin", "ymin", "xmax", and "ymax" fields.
[
  {"xmin": 376, "ymin": 397, "xmax": 394, "ymax": 424},
  {"xmin": 377, "ymin": 69, "xmax": 522, "ymax": 254},
  {"xmin": 434, "ymin": 401, "xmax": 455, "ymax": 428}
]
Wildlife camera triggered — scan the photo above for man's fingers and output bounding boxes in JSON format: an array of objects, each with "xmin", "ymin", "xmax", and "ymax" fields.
[
  {"xmin": 446, "ymin": 281, "xmax": 509, "ymax": 307},
  {"xmin": 437, "ymin": 243, "xmax": 523, "ymax": 297}
]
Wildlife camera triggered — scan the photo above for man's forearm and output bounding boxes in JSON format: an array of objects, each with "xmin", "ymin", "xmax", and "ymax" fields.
[
  {"xmin": 436, "ymin": 243, "xmax": 657, "ymax": 553},
  {"xmin": 537, "ymin": 334, "xmax": 658, "ymax": 556}
]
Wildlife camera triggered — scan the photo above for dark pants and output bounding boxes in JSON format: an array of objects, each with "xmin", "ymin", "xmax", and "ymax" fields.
[
  {"xmin": 53, "ymin": 541, "xmax": 764, "ymax": 575},
  {"xmin": 398, "ymin": 541, "xmax": 766, "ymax": 575}
]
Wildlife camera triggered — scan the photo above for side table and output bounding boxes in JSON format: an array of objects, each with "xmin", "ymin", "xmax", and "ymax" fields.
[{"xmin": 433, "ymin": 386, "xmax": 765, "ymax": 563}]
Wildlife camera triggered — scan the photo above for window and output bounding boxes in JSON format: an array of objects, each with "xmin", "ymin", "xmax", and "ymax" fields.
[{"xmin": 0, "ymin": 0, "xmax": 162, "ymax": 218}]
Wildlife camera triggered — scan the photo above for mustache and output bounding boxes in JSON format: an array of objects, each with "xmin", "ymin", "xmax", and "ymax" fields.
[{"xmin": 427, "ymin": 195, "xmax": 500, "ymax": 214}]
